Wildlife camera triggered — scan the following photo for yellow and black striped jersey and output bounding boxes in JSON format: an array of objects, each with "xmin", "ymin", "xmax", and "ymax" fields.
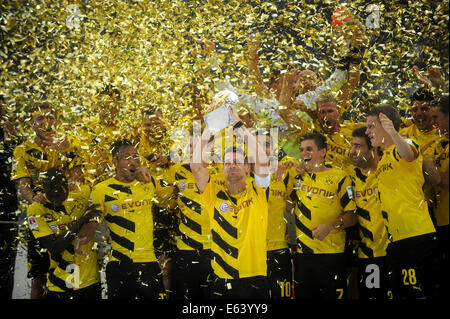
[
  {"xmin": 90, "ymin": 176, "xmax": 167, "ymax": 263},
  {"xmin": 347, "ymin": 166, "xmax": 388, "ymax": 258},
  {"xmin": 27, "ymin": 185, "xmax": 99, "ymax": 292},
  {"xmin": 431, "ymin": 138, "xmax": 449, "ymax": 227},
  {"xmin": 399, "ymin": 124, "xmax": 437, "ymax": 161},
  {"xmin": 201, "ymin": 174, "xmax": 269, "ymax": 279},
  {"xmin": 11, "ymin": 137, "xmax": 82, "ymax": 189},
  {"xmin": 375, "ymin": 141, "xmax": 436, "ymax": 242},
  {"xmin": 166, "ymin": 163, "xmax": 212, "ymax": 251},
  {"xmin": 290, "ymin": 168, "xmax": 356, "ymax": 254}
]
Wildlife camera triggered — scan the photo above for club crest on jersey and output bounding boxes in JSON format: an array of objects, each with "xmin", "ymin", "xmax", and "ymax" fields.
[
  {"xmin": 28, "ymin": 216, "xmax": 38, "ymax": 230},
  {"xmin": 50, "ymin": 224, "xmax": 58, "ymax": 234},
  {"xmin": 294, "ymin": 181, "xmax": 302, "ymax": 189},
  {"xmin": 219, "ymin": 202, "xmax": 233, "ymax": 213},
  {"xmin": 110, "ymin": 204, "xmax": 120, "ymax": 213},
  {"xmin": 178, "ymin": 181, "xmax": 186, "ymax": 192}
]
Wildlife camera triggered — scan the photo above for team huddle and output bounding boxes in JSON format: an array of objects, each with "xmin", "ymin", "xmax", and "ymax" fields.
[{"xmin": 2, "ymin": 24, "xmax": 448, "ymax": 301}]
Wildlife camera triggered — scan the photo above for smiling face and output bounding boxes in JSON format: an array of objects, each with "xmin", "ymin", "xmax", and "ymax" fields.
[
  {"xmin": 411, "ymin": 101, "xmax": 433, "ymax": 132},
  {"xmin": 32, "ymin": 107, "xmax": 57, "ymax": 141},
  {"xmin": 299, "ymin": 139, "xmax": 326, "ymax": 171},
  {"xmin": 365, "ymin": 115, "xmax": 388, "ymax": 149},
  {"xmin": 350, "ymin": 136, "xmax": 375, "ymax": 169},
  {"xmin": 113, "ymin": 145, "xmax": 140, "ymax": 183}
]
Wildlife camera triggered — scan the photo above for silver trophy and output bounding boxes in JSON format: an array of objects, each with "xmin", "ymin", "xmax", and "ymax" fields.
[{"xmin": 203, "ymin": 90, "xmax": 239, "ymax": 134}]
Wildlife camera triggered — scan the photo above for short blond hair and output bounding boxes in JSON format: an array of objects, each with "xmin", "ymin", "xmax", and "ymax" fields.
[{"xmin": 315, "ymin": 91, "xmax": 337, "ymax": 108}]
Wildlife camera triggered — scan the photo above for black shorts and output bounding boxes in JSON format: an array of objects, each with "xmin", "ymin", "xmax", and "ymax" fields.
[
  {"xmin": 210, "ymin": 275, "xmax": 269, "ymax": 299},
  {"xmin": 267, "ymin": 248, "xmax": 293, "ymax": 299},
  {"xmin": 171, "ymin": 249, "xmax": 212, "ymax": 299},
  {"xmin": 27, "ymin": 229, "xmax": 50, "ymax": 279},
  {"xmin": 106, "ymin": 261, "xmax": 165, "ymax": 299},
  {"xmin": 294, "ymin": 253, "xmax": 347, "ymax": 300},
  {"xmin": 357, "ymin": 256, "xmax": 387, "ymax": 300},
  {"xmin": 386, "ymin": 232, "xmax": 440, "ymax": 299}
]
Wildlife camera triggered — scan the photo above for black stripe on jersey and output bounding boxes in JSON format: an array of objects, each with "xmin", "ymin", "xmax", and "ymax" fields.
[
  {"xmin": 214, "ymin": 208, "xmax": 238, "ymax": 239},
  {"xmin": 175, "ymin": 172, "xmax": 186, "ymax": 180},
  {"xmin": 356, "ymin": 206, "xmax": 371, "ymax": 221},
  {"xmin": 212, "ymin": 230, "xmax": 238, "ymax": 259},
  {"xmin": 66, "ymin": 244, "xmax": 75, "ymax": 256},
  {"xmin": 298, "ymin": 201, "xmax": 311, "ymax": 220},
  {"xmin": 295, "ymin": 215, "xmax": 314, "ymax": 239},
  {"xmin": 110, "ymin": 229, "xmax": 135, "ymax": 251},
  {"xmin": 358, "ymin": 224, "xmax": 374, "ymax": 241},
  {"xmin": 105, "ymin": 214, "xmax": 135, "ymax": 232},
  {"xmin": 296, "ymin": 238, "xmax": 313, "ymax": 254},
  {"xmin": 354, "ymin": 168, "xmax": 367, "ymax": 183},
  {"xmin": 111, "ymin": 249, "xmax": 133, "ymax": 263},
  {"xmin": 108, "ymin": 184, "xmax": 132, "ymax": 194},
  {"xmin": 337, "ymin": 176, "xmax": 347, "ymax": 194},
  {"xmin": 179, "ymin": 195, "xmax": 201, "ymax": 214},
  {"xmin": 48, "ymin": 270, "xmax": 72, "ymax": 291},
  {"xmin": 340, "ymin": 192, "xmax": 351, "ymax": 209},
  {"xmin": 358, "ymin": 241, "xmax": 374, "ymax": 259},
  {"xmin": 179, "ymin": 233, "xmax": 204, "ymax": 250},
  {"xmin": 283, "ymin": 172, "xmax": 290, "ymax": 188},
  {"xmin": 105, "ymin": 194, "xmax": 118, "ymax": 202},
  {"xmin": 392, "ymin": 149, "xmax": 400, "ymax": 162},
  {"xmin": 211, "ymin": 251, "xmax": 239, "ymax": 279},
  {"xmin": 217, "ymin": 190, "xmax": 237, "ymax": 206},
  {"xmin": 182, "ymin": 163, "xmax": 192, "ymax": 172},
  {"xmin": 180, "ymin": 210, "xmax": 202, "ymax": 234},
  {"xmin": 381, "ymin": 211, "xmax": 388, "ymax": 221},
  {"xmin": 410, "ymin": 140, "xmax": 419, "ymax": 150}
]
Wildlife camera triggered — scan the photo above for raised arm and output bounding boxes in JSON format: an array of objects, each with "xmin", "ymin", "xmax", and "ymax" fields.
[
  {"xmin": 379, "ymin": 113, "xmax": 415, "ymax": 162},
  {"xmin": 190, "ymin": 126, "xmax": 212, "ymax": 193},
  {"xmin": 229, "ymin": 105, "xmax": 270, "ymax": 178},
  {"xmin": 277, "ymin": 70, "xmax": 305, "ymax": 134},
  {"xmin": 247, "ymin": 32, "xmax": 271, "ymax": 98}
]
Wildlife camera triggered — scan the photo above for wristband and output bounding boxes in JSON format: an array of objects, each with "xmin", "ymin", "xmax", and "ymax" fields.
[{"xmin": 248, "ymin": 55, "xmax": 259, "ymax": 61}]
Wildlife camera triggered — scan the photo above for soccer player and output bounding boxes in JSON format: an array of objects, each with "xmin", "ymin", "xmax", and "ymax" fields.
[
  {"xmin": 255, "ymin": 130, "xmax": 297, "ymax": 299},
  {"xmin": 136, "ymin": 105, "xmax": 177, "ymax": 294},
  {"xmin": 349, "ymin": 127, "xmax": 388, "ymax": 299},
  {"xmin": 247, "ymin": 27, "xmax": 364, "ymax": 161},
  {"xmin": 11, "ymin": 101, "xmax": 82, "ymax": 299},
  {"xmin": 365, "ymin": 104, "xmax": 439, "ymax": 299},
  {"xmin": 278, "ymin": 83, "xmax": 363, "ymax": 169},
  {"xmin": 423, "ymin": 94, "xmax": 449, "ymax": 297},
  {"xmin": 190, "ymin": 110, "xmax": 271, "ymax": 299},
  {"xmin": 290, "ymin": 132, "xmax": 357, "ymax": 299},
  {"xmin": 27, "ymin": 168, "xmax": 100, "ymax": 299},
  {"xmin": 399, "ymin": 88, "xmax": 437, "ymax": 158},
  {"xmin": 165, "ymin": 135, "xmax": 214, "ymax": 299},
  {"xmin": 75, "ymin": 139, "xmax": 168, "ymax": 299}
]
